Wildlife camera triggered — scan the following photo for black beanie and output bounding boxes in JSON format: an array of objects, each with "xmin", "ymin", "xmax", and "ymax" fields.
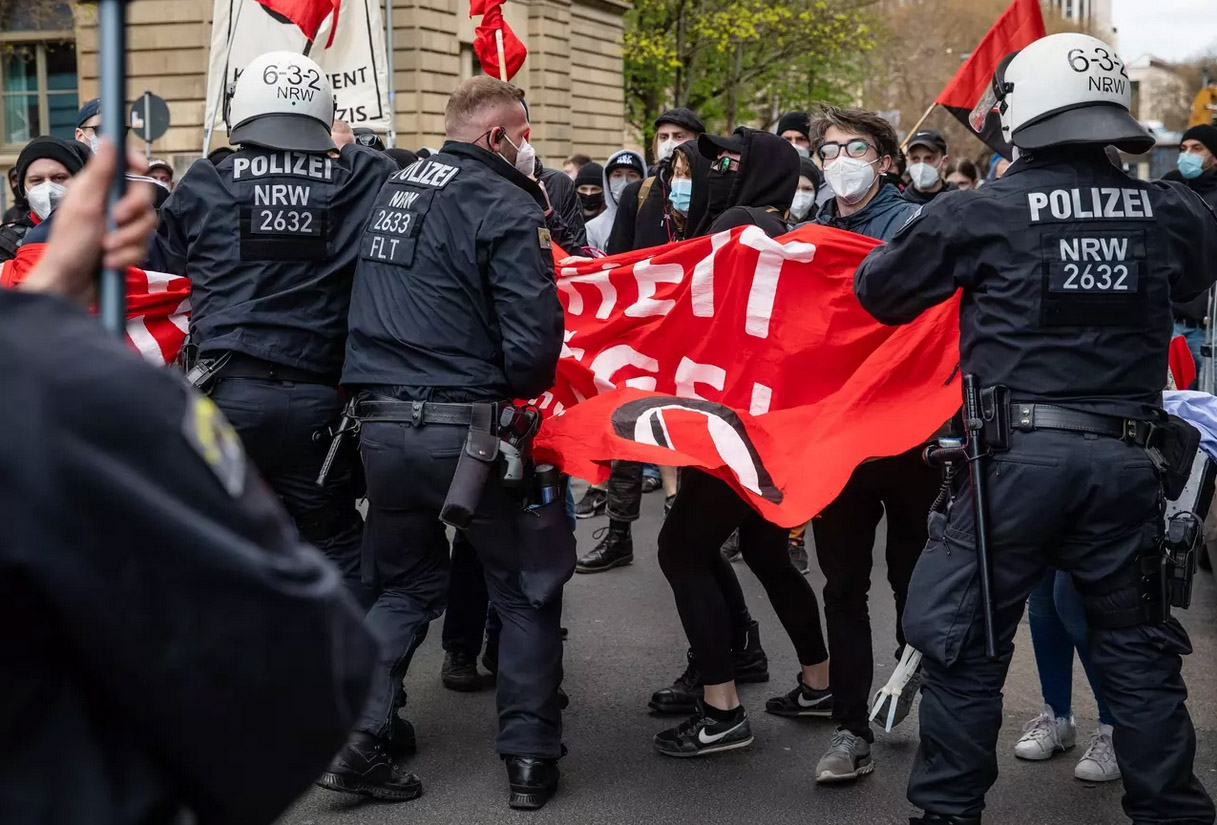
[
  {"xmin": 776, "ymin": 111, "xmax": 811, "ymax": 140},
  {"xmin": 14, "ymin": 136, "xmax": 90, "ymax": 197},
  {"xmin": 654, "ymin": 107, "xmax": 706, "ymax": 135},
  {"xmin": 1182, "ymin": 124, "xmax": 1217, "ymax": 158},
  {"xmin": 574, "ymin": 161, "xmax": 604, "ymax": 188}
]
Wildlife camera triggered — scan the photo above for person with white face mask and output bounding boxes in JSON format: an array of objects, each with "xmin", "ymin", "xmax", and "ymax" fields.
[
  {"xmin": 584, "ymin": 148, "xmax": 646, "ymax": 251},
  {"xmin": 0, "ymin": 135, "xmax": 89, "ymax": 262},
  {"xmin": 777, "ymin": 111, "xmax": 812, "ymax": 159},
  {"xmin": 902, "ymin": 128, "xmax": 956, "ymax": 205},
  {"xmin": 74, "ymin": 98, "xmax": 102, "ymax": 153}
]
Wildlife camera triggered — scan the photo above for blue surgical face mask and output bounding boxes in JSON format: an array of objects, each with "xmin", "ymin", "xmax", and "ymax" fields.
[
  {"xmin": 1178, "ymin": 152, "xmax": 1207, "ymax": 180},
  {"xmin": 668, "ymin": 177, "xmax": 692, "ymax": 213}
]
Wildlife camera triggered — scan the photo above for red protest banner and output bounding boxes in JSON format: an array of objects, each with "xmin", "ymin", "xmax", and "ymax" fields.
[{"xmin": 532, "ymin": 223, "xmax": 963, "ymax": 528}]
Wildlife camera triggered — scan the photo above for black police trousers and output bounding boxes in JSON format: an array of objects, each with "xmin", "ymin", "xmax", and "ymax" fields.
[
  {"xmin": 441, "ymin": 533, "xmax": 501, "ymax": 656},
  {"xmin": 355, "ymin": 420, "xmax": 564, "ymax": 759},
  {"xmin": 904, "ymin": 429, "xmax": 1214, "ymax": 824},
  {"xmin": 209, "ymin": 378, "xmax": 368, "ymax": 605},
  {"xmin": 811, "ymin": 447, "xmax": 939, "ymax": 740}
]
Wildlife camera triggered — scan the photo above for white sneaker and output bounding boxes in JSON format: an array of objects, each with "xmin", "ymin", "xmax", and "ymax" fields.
[
  {"xmin": 1014, "ymin": 704, "xmax": 1076, "ymax": 761},
  {"xmin": 1074, "ymin": 725, "xmax": 1121, "ymax": 782}
]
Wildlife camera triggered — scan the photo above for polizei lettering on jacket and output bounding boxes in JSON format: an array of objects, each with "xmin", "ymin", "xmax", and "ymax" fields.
[
  {"xmin": 396, "ymin": 159, "xmax": 459, "ymax": 188},
  {"xmin": 1027, "ymin": 188, "xmax": 1154, "ymax": 223},
  {"xmin": 231, "ymin": 152, "xmax": 334, "ymax": 181}
]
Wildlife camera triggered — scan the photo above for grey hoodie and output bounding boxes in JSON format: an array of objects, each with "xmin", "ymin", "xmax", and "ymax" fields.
[{"xmin": 586, "ymin": 149, "xmax": 646, "ymax": 251}]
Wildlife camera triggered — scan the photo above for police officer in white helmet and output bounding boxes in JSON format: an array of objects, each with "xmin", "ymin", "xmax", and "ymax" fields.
[
  {"xmin": 854, "ymin": 33, "xmax": 1217, "ymax": 824},
  {"xmin": 151, "ymin": 51, "xmax": 399, "ymax": 661}
]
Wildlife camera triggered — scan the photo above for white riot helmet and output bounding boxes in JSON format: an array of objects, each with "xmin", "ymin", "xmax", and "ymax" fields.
[
  {"xmin": 969, "ymin": 33, "xmax": 1154, "ymax": 155},
  {"xmin": 225, "ymin": 51, "xmax": 337, "ymax": 153}
]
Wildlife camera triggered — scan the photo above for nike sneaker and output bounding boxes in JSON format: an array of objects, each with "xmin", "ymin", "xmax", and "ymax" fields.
[
  {"xmin": 765, "ymin": 676, "xmax": 833, "ymax": 718},
  {"xmin": 653, "ymin": 702, "xmax": 753, "ymax": 758}
]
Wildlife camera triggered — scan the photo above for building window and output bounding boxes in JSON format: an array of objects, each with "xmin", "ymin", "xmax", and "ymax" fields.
[{"xmin": 1, "ymin": 41, "xmax": 78, "ymax": 147}]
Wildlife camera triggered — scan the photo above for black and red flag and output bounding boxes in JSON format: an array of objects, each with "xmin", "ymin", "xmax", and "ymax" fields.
[
  {"xmin": 254, "ymin": 0, "xmax": 341, "ymax": 47},
  {"xmin": 935, "ymin": 0, "xmax": 1045, "ymax": 158}
]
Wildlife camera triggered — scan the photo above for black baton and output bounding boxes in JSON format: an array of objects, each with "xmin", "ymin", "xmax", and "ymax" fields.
[
  {"xmin": 96, "ymin": 0, "xmax": 129, "ymax": 336},
  {"xmin": 962, "ymin": 374, "xmax": 999, "ymax": 660},
  {"xmin": 317, "ymin": 409, "xmax": 360, "ymax": 487}
]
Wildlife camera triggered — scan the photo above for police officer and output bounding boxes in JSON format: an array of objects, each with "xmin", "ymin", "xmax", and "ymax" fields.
[
  {"xmin": 853, "ymin": 33, "xmax": 1217, "ymax": 824},
  {"xmin": 317, "ymin": 76, "xmax": 564, "ymax": 809},
  {"xmin": 2, "ymin": 140, "xmax": 377, "ymax": 825},
  {"xmin": 153, "ymin": 51, "xmax": 397, "ymax": 605}
]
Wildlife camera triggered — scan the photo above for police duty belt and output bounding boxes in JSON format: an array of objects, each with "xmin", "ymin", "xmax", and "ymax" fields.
[
  {"xmin": 1011, "ymin": 403, "xmax": 1153, "ymax": 446},
  {"xmin": 353, "ymin": 398, "xmax": 498, "ymax": 428}
]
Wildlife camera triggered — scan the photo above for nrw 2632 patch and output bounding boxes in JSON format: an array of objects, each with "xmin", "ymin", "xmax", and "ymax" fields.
[{"xmin": 182, "ymin": 395, "xmax": 247, "ymax": 497}]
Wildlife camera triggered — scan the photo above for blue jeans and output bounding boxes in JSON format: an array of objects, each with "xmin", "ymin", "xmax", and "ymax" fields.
[
  {"xmin": 1174, "ymin": 321, "xmax": 1205, "ymax": 388},
  {"xmin": 1026, "ymin": 568, "xmax": 1113, "ymax": 725}
]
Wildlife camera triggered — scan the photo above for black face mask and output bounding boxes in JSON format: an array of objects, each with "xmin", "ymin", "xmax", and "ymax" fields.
[
  {"xmin": 705, "ymin": 168, "xmax": 736, "ymax": 219},
  {"xmin": 579, "ymin": 191, "xmax": 604, "ymax": 214}
]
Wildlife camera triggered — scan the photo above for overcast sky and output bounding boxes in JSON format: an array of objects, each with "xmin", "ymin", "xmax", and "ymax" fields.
[{"xmin": 1112, "ymin": 0, "xmax": 1217, "ymax": 63}]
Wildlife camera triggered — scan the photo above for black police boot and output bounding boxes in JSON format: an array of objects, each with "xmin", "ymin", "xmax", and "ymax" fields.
[
  {"xmin": 504, "ymin": 755, "xmax": 560, "ymax": 810},
  {"xmin": 910, "ymin": 816, "xmax": 982, "ymax": 825},
  {"xmin": 732, "ymin": 620, "xmax": 769, "ymax": 683},
  {"xmin": 390, "ymin": 711, "xmax": 417, "ymax": 761},
  {"xmin": 575, "ymin": 523, "xmax": 634, "ymax": 573},
  {"xmin": 442, "ymin": 649, "xmax": 487, "ymax": 692},
  {"xmin": 649, "ymin": 649, "xmax": 702, "ymax": 715},
  {"xmin": 316, "ymin": 731, "xmax": 422, "ymax": 802}
]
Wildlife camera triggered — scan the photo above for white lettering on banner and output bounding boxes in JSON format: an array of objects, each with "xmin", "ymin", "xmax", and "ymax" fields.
[
  {"xmin": 674, "ymin": 357, "xmax": 727, "ymax": 400},
  {"xmin": 558, "ymin": 265, "xmax": 619, "ymax": 319},
  {"xmin": 690, "ymin": 230, "xmax": 732, "ymax": 318},
  {"xmin": 589, "ymin": 345, "xmax": 659, "ymax": 392},
  {"xmin": 750, "ymin": 383, "xmax": 773, "ymax": 416},
  {"xmin": 631, "ymin": 406, "xmax": 764, "ymax": 495},
  {"xmin": 560, "ymin": 329, "xmax": 584, "ymax": 361},
  {"xmin": 626, "ymin": 258, "xmax": 685, "ymax": 318},
  {"xmin": 535, "ymin": 391, "xmax": 564, "ymax": 416},
  {"xmin": 1027, "ymin": 188, "xmax": 1154, "ymax": 222},
  {"xmin": 738, "ymin": 227, "xmax": 817, "ymax": 338}
]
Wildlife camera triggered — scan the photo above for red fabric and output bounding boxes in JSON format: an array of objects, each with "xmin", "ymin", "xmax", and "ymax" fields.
[
  {"xmin": 1, "ymin": 242, "xmax": 191, "ymax": 366},
  {"xmin": 473, "ymin": 2, "xmax": 527, "ymax": 81},
  {"xmin": 935, "ymin": 0, "xmax": 1045, "ymax": 110},
  {"xmin": 531, "ymin": 224, "xmax": 963, "ymax": 528},
  {"xmin": 254, "ymin": 0, "xmax": 340, "ymax": 47},
  {"xmin": 1170, "ymin": 334, "xmax": 1197, "ymax": 390},
  {"xmin": 469, "ymin": 0, "xmax": 488, "ymax": 16}
]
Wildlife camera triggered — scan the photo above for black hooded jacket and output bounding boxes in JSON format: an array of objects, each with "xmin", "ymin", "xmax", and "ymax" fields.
[
  {"xmin": 608, "ymin": 139, "xmax": 711, "ymax": 253},
  {"xmin": 1162, "ymin": 167, "xmax": 1217, "ymax": 324},
  {"xmin": 697, "ymin": 128, "xmax": 799, "ymax": 239}
]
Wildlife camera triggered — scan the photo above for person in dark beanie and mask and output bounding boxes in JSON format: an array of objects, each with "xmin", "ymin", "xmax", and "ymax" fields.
[
  {"xmin": 574, "ymin": 161, "xmax": 606, "ymax": 224},
  {"xmin": 0, "ymin": 136, "xmax": 90, "ymax": 262},
  {"xmin": 585, "ymin": 149, "xmax": 646, "ymax": 251},
  {"xmin": 649, "ymin": 126, "xmax": 832, "ymax": 759},
  {"xmin": 1162, "ymin": 124, "xmax": 1217, "ymax": 378},
  {"xmin": 776, "ymin": 111, "xmax": 812, "ymax": 158}
]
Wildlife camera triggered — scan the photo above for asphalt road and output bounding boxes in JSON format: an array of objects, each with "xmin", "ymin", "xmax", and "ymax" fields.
[{"xmin": 280, "ymin": 487, "xmax": 1217, "ymax": 825}]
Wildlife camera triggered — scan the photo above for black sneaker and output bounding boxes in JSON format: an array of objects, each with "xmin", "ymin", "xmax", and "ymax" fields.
[
  {"xmin": 316, "ymin": 732, "xmax": 423, "ymax": 801},
  {"xmin": 505, "ymin": 755, "xmax": 560, "ymax": 810},
  {"xmin": 765, "ymin": 676, "xmax": 833, "ymax": 718},
  {"xmin": 720, "ymin": 528, "xmax": 741, "ymax": 562},
  {"xmin": 733, "ymin": 620, "xmax": 770, "ymax": 684},
  {"xmin": 788, "ymin": 534, "xmax": 810, "ymax": 575},
  {"xmin": 653, "ymin": 703, "xmax": 753, "ymax": 758},
  {"xmin": 441, "ymin": 649, "xmax": 487, "ymax": 692},
  {"xmin": 575, "ymin": 526, "xmax": 633, "ymax": 573},
  {"xmin": 642, "ymin": 475, "xmax": 662, "ymax": 493},
  {"xmin": 649, "ymin": 649, "xmax": 702, "ymax": 715},
  {"xmin": 574, "ymin": 486, "xmax": 607, "ymax": 519}
]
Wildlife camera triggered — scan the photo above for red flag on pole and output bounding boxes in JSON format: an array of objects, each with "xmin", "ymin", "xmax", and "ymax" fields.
[
  {"xmin": 935, "ymin": 0, "xmax": 1045, "ymax": 158},
  {"xmin": 254, "ymin": 0, "xmax": 341, "ymax": 47},
  {"xmin": 473, "ymin": 1, "xmax": 527, "ymax": 81}
]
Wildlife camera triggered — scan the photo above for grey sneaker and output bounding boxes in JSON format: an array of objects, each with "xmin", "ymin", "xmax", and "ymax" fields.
[
  {"xmin": 1074, "ymin": 724, "xmax": 1121, "ymax": 782},
  {"xmin": 815, "ymin": 729, "xmax": 874, "ymax": 784}
]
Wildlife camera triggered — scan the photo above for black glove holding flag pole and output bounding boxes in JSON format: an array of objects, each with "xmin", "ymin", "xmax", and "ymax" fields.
[{"xmin": 94, "ymin": 0, "xmax": 129, "ymax": 336}]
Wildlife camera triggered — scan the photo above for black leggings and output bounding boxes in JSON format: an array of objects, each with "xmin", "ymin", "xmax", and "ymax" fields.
[{"xmin": 658, "ymin": 469, "xmax": 828, "ymax": 685}]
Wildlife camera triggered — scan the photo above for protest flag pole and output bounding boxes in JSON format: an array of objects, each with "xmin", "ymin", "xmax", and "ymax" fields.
[
  {"xmin": 97, "ymin": 0, "xmax": 128, "ymax": 336},
  {"xmin": 203, "ymin": 0, "xmax": 247, "ymax": 157},
  {"xmin": 495, "ymin": 30, "xmax": 507, "ymax": 81},
  {"xmin": 900, "ymin": 103, "xmax": 937, "ymax": 151}
]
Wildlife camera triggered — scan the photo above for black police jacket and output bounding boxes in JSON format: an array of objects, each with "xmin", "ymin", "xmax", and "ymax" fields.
[
  {"xmin": 342, "ymin": 141, "xmax": 564, "ymax": 401},
  {"xmin": 152, "ymin": 144, "xmax": 397, "ymax": 376},
  {"xmin": 855, "ymin": 147, "xmax": 1217, "ymax": 420},
  {"xmin": 0, "ymin": 290, "xmax": 377, "ymax": 825}
]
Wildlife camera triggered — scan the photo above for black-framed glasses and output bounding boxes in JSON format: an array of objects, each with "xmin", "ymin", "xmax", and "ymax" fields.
[
  {"xmin": 712, "ymin": 155, "xmax": 739, "ymax": 173},
  {"xmin": 817, "ymin": 139, "xmax": 874, "ymax": 162}
]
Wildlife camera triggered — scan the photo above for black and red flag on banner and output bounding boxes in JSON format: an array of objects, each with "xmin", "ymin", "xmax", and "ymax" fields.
[{"xmin": 935, "ymin": 0, "xmax": 1045, "ymax": 158}]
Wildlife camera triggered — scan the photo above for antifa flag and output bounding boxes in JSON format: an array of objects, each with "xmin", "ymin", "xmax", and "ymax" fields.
[
  {"xmin": 254, "ymin": 0, "xmax": 341, "ymax": 47},
  {"xmin": 1, "ymin": 243, "xmax": 190, "ymax": 366},
  {"xmin": 532, "ymin": 224, "xmax": 964, "ymax": 529},
  {"xmin": 471, "ymin": 0, "xmax": 527, "ymax": 81},
  {"xmin": 935, "ymin": 0, "xmax": 1046, "ymax": 159}
]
